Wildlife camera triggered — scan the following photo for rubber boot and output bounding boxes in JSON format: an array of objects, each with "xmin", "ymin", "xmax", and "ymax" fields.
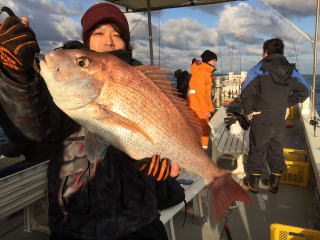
[
  {"xmin": 243, "ymin": 173, "xmax": 261, "ymax": 193},
  {"xmin": 262, "ymin": 173, "xmax": 282, "ymax": 193}
]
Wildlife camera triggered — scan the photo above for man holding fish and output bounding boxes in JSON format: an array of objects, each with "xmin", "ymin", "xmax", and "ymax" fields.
[{"xmin": 0, "ymin": 2, "xmax": 250, "ymax": 240}]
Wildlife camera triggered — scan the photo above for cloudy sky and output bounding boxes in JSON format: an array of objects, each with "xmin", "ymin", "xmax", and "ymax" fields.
[{"xmin": 1, "ymin": 0, "xmax": 318, "ymax": 74}]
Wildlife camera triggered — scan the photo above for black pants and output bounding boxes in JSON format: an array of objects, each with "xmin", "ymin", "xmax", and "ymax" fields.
[
  {"xmin": 246, "ymin": 114, "xmax": 287, "ymax": 174},
  {"xmin": 120, "ymin": 219, "xmax": 168, "ymax": 240},
  {"xmin": 50, "ymin": 219, "xmax": 168, "ymax": 240}
]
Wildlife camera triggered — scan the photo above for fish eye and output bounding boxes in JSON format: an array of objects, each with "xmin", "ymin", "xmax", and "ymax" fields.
[{"xmin": 77, "ymin": 57, "xmax": 89, "ymax": 68}]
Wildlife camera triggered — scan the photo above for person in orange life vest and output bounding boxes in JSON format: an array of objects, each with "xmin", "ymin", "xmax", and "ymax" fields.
[{"xmin": 187, "ymin": 50, "xmax": 217, "ymax": 149}]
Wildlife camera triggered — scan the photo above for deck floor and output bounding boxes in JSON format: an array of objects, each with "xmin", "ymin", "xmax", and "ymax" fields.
[
  {"xmin": 228, "ymin": 182, "xmax": 315, "ymax": 240},
  {"xmin": 0, "ymin": 209, "xmax": 49, "ymax": 240}
]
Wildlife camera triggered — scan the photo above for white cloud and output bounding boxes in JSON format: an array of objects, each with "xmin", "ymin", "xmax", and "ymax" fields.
[
  {"xmin": 127, "ymin": 14, "xmax": 223, "ymax": 71},
  {"xmin": 51, "ymin": 15, "xmax": 80, "ymax": 40},
  {"xmin": 126, "ymin": 12, "xmax": 149, "ymax": 40},
  {"xmin": 217, "ymin": 3, "xmax": 299, "ymax": 44},
  {"xmin": 1, "ymin": 0, "xmax": 82, "ymax": 18},
  {"xmin": 2, "ymin": 0, "xmax": 82, "ymax": 43},
  {"xmin": 262, "ymin": 0, "xmax": 316, "ymax": 17},
  {"xmin": 197, "ymin": 2, "xmax": 238, "ymax": 15}
]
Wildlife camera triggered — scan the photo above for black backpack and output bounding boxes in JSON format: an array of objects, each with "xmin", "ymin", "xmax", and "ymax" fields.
[{"xmin": 155, "ymin": 176, "xmax": 186, "ymax": 210}]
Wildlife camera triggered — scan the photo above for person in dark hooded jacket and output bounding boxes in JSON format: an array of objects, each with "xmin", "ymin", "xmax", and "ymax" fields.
[
  {"xmin": 0, "ymin": 3, "xmax": 181, "ymax": 240},
  {"xmin": 240, "ymin": 38, "xmax": 309, "ymax": 194}
]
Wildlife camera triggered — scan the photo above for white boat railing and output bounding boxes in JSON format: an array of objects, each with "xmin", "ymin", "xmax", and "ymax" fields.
[
  {"xmin": 0, "ymin": 160, "xmax": 48, "ymax": 219},
  {"xmin": 299, "ymin": 98, "xmax": 320, "ymax": 195}
]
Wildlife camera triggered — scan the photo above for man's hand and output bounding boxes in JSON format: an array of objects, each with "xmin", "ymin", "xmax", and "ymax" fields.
[
  {"xmin": 0, "ymin": 16, "xmax": 39, "ymax": 75},
  {"xmin": 137, "ymin": 155, "xmax": 180, "ymax": 181},
  {"xmin": 247, "ymin": 111, "xmax": 261, "ymax": 121}
]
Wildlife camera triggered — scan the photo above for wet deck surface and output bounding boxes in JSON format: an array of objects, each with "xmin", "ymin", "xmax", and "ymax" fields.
[{"xmin": 228, "ymin": 182, "xmax": 315, "ymax": 240}]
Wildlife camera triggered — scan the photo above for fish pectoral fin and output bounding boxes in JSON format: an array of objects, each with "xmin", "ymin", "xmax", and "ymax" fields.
[
  {"xmin": 85, "ymin": 131, "xmax": 109, "ymax": 163},
  {"xmin": 97, "ymin": 107, "xmax": 154, "ymax": 144}
]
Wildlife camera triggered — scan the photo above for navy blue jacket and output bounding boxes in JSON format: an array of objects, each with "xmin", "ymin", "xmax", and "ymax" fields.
[{"xmin": 240, "ymin": 54, "xmax": 310, "ymax": 117}]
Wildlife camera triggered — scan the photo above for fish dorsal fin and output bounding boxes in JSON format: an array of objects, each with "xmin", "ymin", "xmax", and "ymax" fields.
[{"xmin": 136, "ymin": 65, "xmax": 202, "ymax": 139}]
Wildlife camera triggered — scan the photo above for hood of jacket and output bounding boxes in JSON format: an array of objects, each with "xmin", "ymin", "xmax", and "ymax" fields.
[{"xmin": 261, "ymin": 54, "xmax": 295, "ymax": 85}]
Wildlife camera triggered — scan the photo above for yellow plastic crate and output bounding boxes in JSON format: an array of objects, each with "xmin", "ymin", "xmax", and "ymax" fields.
[
  {"xmin": 270, "ymin": 223, "xmax": 320, "ymax": 240},
  {"xmin": 286, "ymin": 106, "xmax": 296, "ymax": 120},
  {"xmin": 279, "ymin": 149, "xmax": 310, "ymax": 187}
]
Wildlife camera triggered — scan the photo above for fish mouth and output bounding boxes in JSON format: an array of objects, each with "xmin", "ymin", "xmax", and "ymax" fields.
[{"xmin": 39, "ymin": 52, "xmax": 59, "ymax": 73}]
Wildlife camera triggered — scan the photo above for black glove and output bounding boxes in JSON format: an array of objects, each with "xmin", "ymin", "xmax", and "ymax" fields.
[
  {"xmin": 136, "ymin": 155, "xmax": 172, "ymax": 181},
  {"xmin": 0, "ymin": 16, "xmax": 40, "ymax": 75}
]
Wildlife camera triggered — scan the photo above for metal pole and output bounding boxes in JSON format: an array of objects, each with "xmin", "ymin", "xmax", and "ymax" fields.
[
  {"xmin": 158, "ymin": 11, "xmax": 161, "ymax": 66},
  {"xmin": 147, "ymin": 0, "xmax": 154, "ymax": 65},
  {"xmin": 311, "ymin": 0, "xmax": 320, "ymax": 119},
  {"xmin": 239, "ymin": 38, "xmax": 242, "ymax": 74}
]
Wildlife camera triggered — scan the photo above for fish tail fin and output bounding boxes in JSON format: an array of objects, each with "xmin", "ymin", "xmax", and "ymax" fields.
[{"xmin": 210, "ymin": 174, "xmax": 252, "ymax": 221}]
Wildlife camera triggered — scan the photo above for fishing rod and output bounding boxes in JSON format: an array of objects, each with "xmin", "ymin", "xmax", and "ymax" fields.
[
  {"xmin": 0, "ymin": 6, "xmax": 15, "ymax": 29},
  {"xmin": 0, "ymin": 6, "xmax": 15, "ymax": 17}
]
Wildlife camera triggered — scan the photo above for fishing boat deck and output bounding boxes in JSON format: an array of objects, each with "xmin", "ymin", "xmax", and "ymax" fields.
[{"xmin": 227, "ymin": 109, "xmax": 319, "ymax": 240}]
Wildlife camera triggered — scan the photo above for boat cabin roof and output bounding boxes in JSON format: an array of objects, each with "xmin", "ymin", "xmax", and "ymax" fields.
[{"xmin": 105, "ymin": 0, "xmax": 239, "ymax": 12}]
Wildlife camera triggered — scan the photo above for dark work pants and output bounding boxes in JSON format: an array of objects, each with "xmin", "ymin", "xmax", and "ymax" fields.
[
  {"xmin": 50, "ymin": 219, "xmax": 168, "ymax": 240},
  {"xmin": 120, "ymin": 219, "xmax": 168, "ymax": 240},
  {"xmin": 246, "ymin": 113, "xmax": 287, "ymax": 174}
]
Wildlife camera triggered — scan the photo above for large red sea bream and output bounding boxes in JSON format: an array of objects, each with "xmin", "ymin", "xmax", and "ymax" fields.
[{"xmin": 40, "ymin": 49, "xmax": 251, "ymax": 220}]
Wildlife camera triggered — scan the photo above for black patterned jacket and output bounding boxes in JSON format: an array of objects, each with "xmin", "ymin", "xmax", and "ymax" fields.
[{"xmin": 0, "ymin": 50, "xmax": 158, "ymax": 240}]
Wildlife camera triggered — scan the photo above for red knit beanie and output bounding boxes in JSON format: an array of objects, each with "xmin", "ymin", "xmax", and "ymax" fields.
[{"xmin": 81, "ymin": 3, "xmax": 130, "ymax": 46}]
